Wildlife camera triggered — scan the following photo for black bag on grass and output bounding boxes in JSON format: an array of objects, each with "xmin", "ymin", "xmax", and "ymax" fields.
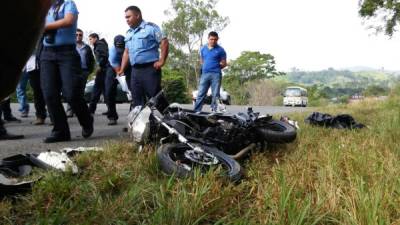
[{"xmin": 305, "ymin": 112, "xmax": 365, "ymax": 129}]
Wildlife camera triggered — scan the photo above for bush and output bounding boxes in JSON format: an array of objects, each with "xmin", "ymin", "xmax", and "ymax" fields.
[
  {"xmin": 162, "ymin": 69, "xmax": 189, "ymax": 104},
  {"xmin": 222, "ymin": 75, "xmax": 250, "ymax": 105},
  {"xmin": 389, "ymin": 82, "xmax": 400, "ymax": 97},
  {"xmin": 246, "ymin": 80, "xmax": 286, "ymax": 106},
  {"xmin": 363, "ymin": 85, "xmax": 389, "ymax": 97}
]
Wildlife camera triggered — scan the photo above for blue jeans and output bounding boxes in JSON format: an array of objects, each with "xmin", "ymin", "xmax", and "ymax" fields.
[
  {"xmin": 16, "ymin": 71, "xmax": 30, "ymax": 113},
  {"xmin": 194, "ymin": 72, "xmax": 221, "ymax": 112}
]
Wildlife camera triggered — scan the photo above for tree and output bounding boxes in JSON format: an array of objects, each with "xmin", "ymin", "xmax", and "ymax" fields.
[
  {"xmin": 363, "ymin": 85, "xmax": 389, "ymax": 96},
  {"xmin": 222, "ymin": 51, "xmax": 284, "ymax": 105},
  {"xmin": 163, "ymin": 0, "xmax": 229, "ymax": 88},
  {"xmin": 359, "ymin": 0, "xmax": 400, "ymax": 36},
  {"xmin": 224, "ymin": 51, "xmax": 285, "ymax": 82}
]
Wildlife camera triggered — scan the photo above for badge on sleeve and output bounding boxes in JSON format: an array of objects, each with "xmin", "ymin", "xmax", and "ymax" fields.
[{"xmin": 156, "ymin": 32, "xmax": 162, "ymax": 41}]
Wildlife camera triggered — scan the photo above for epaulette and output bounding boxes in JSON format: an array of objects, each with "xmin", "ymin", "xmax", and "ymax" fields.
[{"xmin": 146, "ymin": 22, "xmax": 157, "ymax": 27}]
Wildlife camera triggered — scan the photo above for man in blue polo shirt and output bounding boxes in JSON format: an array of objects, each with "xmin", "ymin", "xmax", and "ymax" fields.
[
  {"xmin": 118, "ymin": 5, "xmax": 169, "ymax": 107},
  {"xmin": 40, "ymin": 0, "xmax": 93, "ymax": 143},
  {"xmin": 194, "ymin": 31, "xmax": 227, "ymax": 112}
]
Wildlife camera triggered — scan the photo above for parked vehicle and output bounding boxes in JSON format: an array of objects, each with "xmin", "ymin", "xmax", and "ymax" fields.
[
  {"xmin": 283, "ymin": 86, "xmax": 308, "ymax": 107},
  {"xmin": 84, "ymin": 79, "xmax": 129, "ymax": 103},
  {"xmin": 192, "ymin": 87, "xmax": 231, "ymax": 105},
  {"xmin": 128, "ymin": 91, "xmax": 297, "ymax": 182}
]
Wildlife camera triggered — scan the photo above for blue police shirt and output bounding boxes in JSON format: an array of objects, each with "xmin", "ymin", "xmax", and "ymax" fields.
[
  {"xmin": 108, "ymin": 45, "xmax": 124, "ymax": 68},
  {"xmin": 125, "ymin": 20, "xmax": 165, "ymax": 65},
  {"xmin": 200, "ymin": 44, "xmax": 226, "ymax": 74},
  {"xmin": 44, "ymin": 0, "xmax": 79, "ymax": 46}
]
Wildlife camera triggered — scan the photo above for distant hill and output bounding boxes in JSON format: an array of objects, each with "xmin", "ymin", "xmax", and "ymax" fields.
[
  {"xmin": 342, "ymin": 66, "xmax": 379, "ymax": 72},
  {"xmin": 276, "ymin": 68, "xmax": 399, "ymax": 89}
]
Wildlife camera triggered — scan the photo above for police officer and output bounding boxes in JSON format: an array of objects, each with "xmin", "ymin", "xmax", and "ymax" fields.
[
  {"xmin": 118, "ymin": 6, "xmax": 169, "ymax": 107},
  {"xmin": 88, "ymin": 33, "xmax": 109, "ymax": 115},
  {"xmin": 104, "ymin": 35, "xmax": 127, "ymax": 125},
  {"xmin": 40, "ymin": 0, "xmax": 93, "ymax": 143}
]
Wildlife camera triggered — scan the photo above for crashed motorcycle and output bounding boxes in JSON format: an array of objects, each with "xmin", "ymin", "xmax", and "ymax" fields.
[{"xmin": 127, "ymin": 91, "xmax": 297, "ymax": 182}]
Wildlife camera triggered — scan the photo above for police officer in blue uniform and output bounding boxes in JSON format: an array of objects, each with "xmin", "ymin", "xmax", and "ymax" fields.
[
  {"xmin": 104, "ymin": 35, "xmax": 127, "ymax": 125},
  {"xmin": 118, "ymin": 6, "xmax": 169, "ymax": 107},
  {"xmin": 40, "ymin": 0, "xmax": 93, "ymax": 143}
]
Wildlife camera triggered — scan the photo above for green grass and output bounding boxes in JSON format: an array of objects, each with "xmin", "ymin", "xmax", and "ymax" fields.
[{"xmin": 1, "ymin": 95, "xmax": 400, "ymax": 224}]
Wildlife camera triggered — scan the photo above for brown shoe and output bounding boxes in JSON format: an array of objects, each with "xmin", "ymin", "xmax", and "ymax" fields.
[{"xmin": 31, "ymin": 118, "xmax": 45, "ymax": 125}]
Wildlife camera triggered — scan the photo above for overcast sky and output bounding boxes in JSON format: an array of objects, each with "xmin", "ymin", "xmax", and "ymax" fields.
[{"xmin": 74, "ymin": 0, "xmax": 400, "ymax": 71}]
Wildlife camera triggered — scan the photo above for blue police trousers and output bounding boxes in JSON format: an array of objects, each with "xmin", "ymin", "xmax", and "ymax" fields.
[
  {"xmin": 40, "ymin": 45, "xmax": 92, "ymax": 137},
  {"xmin": 130, "ymin": 62, "xmax": 161, "ymax": 107}
]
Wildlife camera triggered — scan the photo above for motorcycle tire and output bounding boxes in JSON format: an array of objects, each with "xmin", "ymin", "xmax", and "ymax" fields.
[
  {"xmin": 256, "ymin": 119, "xmax": 297, "ymax": 143},
  {"xmin": 157, "ymin": 143, "xmax": 242, "ymax": 182}
]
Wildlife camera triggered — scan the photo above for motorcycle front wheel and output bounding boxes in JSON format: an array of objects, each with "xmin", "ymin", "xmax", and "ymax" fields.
[
  {"xmin": 256, "ymin": 119, "xmax": 297, "ymax": 143},
  {"xmin": 156, "ymin": 143, "xmax": 242, "ymax": 182}
]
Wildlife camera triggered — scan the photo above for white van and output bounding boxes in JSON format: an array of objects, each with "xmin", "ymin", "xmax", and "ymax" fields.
[{"xmin": 283, "ymin": 86, "xmax": 308, "ymax": 107}]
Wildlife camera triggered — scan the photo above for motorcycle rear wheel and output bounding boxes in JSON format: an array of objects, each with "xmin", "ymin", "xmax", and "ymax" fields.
[
  {"xmin": 256, "ymin": 119, "xmax": 297, "ymax": 143},
  {"xmin": 157, "ymin": 143, "xmax": 242, "ymax": 182}
]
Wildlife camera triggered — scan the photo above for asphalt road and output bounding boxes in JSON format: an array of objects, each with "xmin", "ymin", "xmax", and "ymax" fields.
[{"xmin": 0, "ymin": 103, "xmax": 311, "ymax": 159}]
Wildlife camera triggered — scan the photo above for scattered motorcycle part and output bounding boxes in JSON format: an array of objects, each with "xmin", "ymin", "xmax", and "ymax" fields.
[
  {"xmin": 61, "ymin": 147, "xmax": 104, "ymax": 157},
  {"xmin": 35, "ymin": 151, "xmax": 79, "ymax": 174}
]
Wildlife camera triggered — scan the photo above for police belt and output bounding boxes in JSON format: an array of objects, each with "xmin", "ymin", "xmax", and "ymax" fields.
[
  {"xmin": 132, "ymin": 61, "xmax": 155, "ymax": 69},
  {"xmin": 43, "ymin": 44, "xmax": 76, "ymax": 51}
]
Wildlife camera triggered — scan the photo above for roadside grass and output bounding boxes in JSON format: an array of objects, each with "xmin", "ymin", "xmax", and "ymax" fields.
[{"xmin": 1, "ymin": 95, "xmax": 400, "ymax": 224}]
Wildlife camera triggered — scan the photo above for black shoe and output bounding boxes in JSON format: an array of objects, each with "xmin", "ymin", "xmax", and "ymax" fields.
[
  {"xmin": 0, "ymin": 132, "xmax": 24, "ymax": 140},
  {"xmin": 108, "ymin": 119, "xmax": 117, "ymax": 126},
  {"xmin": 82, "ymin": 116, "xmax": 94, "ymax": 138},
  {"xmin": 66, "ymin": 111, "xmax": 74, "ymax": 118},
  {"xmin": 102, "ymin": 111, "xmax": 109, "ymax": 116},
  {"xmin": 4, "ymin": 116, "xmax": 21, "ymax": 123},
  {"xmin": 20, "ymin": 111, "xmax": 29, "ymax": 118},
  {"xmin": 43, "ymin": 135, "xmax": 71, "ymax": 143}
]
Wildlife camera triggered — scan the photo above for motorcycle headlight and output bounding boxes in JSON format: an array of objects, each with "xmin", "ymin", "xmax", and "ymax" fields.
[{"xmin": 127, "ymin": 106, "xmax": 151, "ymax": 143}]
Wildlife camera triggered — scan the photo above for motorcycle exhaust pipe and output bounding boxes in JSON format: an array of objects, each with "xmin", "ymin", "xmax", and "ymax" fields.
[{"xmin": 229, "ymin": 143, "xmax": 256, "ymax": 160}]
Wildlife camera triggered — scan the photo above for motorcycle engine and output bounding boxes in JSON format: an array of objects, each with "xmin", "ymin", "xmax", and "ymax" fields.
[
  {"xmin": 202, "ymin": 120, "xmax": 237, "ymax": 144},
  {"xmin": 218, "ymin": 119, "xmax": 234, "ymax": 130}
]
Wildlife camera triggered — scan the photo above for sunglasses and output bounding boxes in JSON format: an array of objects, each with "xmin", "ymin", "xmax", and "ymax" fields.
[{"xmin": 76, "ymin": 33, "xmax": 83, "ymax": 37}]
